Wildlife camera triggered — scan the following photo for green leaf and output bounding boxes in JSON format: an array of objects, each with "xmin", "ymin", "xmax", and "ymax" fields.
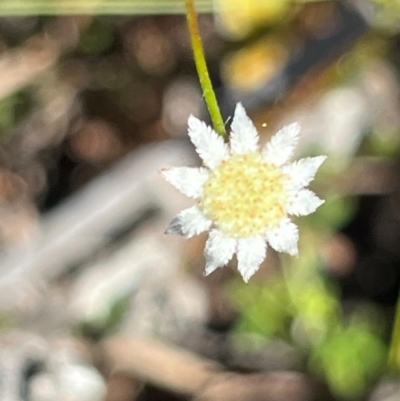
[{"xmin": 0, "ymin": 0, "xmax": 214, "ymax": 15}]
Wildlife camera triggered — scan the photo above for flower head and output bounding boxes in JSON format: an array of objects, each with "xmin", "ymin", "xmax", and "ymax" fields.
[{"xmin": 162, "ymin": 103, "xmax": 326, "ymax": 282}]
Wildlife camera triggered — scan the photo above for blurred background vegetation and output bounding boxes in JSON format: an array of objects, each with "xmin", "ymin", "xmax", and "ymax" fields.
[{"xmin": 1, "ymin": 1, "xmax": 400, "ymax": 401}]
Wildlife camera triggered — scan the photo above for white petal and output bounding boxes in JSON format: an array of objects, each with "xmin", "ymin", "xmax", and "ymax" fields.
[
  {"xmin": 262, "ymin": 123, "xmax": 300, "ymax": 166},
  {"xmin": 266, "ymin": 218, "xmax": 298, "ymax": 256},
  {"xmin": 283, "ymin": 156, "xmax": 327, "ymax": 191},
  {"xmin": 230, "ymin": 103, "xmax": 259, "ymax": 154},
  {"xmin": 237, "ymin": 237, "xmax": 266, "ymax": 282},
  {"xmin": 165, "ymin": 217, "xmax": 185, "ymax": 236},
  {"xmin": 162, "ymin": 167, "xmax": 210, "ymax": 199},
  {"xmin": 204, "ymin": 229, "xmax": 236, "ymax": 275},
  {"xmin": 166, "ymin": 205, "xmax": 212, "ymax": 238},
  {"xmin": 188, "ymin": 115, "xmax": 229, "ymax": 170},
  {"xmin": 287, "ymin": 189, "xmax": 324, "ymax": 216}
]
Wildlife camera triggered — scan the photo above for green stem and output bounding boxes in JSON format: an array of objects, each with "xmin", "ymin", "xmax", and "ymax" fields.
[
  {"xmin": 185, "ymin": 0, "xmax": 227, "ymax": 139},
  {"xmin": 389, "ymin": 290, "xmax": 400, "ymax": 370}
]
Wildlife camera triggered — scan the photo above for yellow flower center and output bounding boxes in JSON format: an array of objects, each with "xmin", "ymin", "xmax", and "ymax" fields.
[{"xmin": 201, "ymin": 153, "xmax": 288, "ymax": 237}]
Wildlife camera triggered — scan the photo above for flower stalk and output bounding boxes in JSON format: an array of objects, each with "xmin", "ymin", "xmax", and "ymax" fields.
[
  {"xmin": 185, "ymin": 0, "xmax": 227, "ymax": 139},
  {"xmin": 389, "ymin": 291, "xmax": 400, "ymax": 370}
]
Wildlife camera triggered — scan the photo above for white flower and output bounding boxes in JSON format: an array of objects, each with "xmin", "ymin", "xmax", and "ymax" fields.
[{"xmin": 162, "ymin": 103, "xmax": 326, "ymax": 282}]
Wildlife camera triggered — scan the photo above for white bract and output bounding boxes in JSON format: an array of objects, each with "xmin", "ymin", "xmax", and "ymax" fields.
[{"xmin": 162, "ymin": 103, "xmax": 326, "ymax": 282}]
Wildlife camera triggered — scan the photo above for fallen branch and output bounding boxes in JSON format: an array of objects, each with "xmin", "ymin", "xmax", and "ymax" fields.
[{"xmin": 102, "ymin": 336, "xmax": 332, "ymax": 401}]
